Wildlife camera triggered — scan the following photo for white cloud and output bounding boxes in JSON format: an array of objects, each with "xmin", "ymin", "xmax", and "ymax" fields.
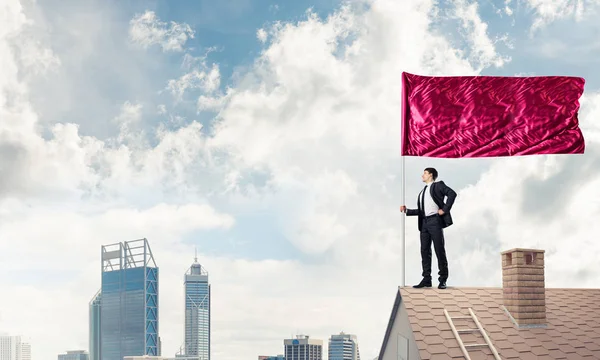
[
  {"xmin": 452, "ymin": 0, "xmax": 510, "ymax": 69},
  {"xmin": 3, "ymin": 0, "xmax": 600, "ymax": 360},
  {"xmin": 257, "ymin": 28, "xmax": 268, "ymax": 43},
  {"xmin": 526, "ymin": 0, "xmax": 600, "ymax": 31},
  {"xmin": 166, "ymin": 64, "xmax": 221, "ymax": 101},
  {"xmin": 129, "ymin": 10, "xmax": 194, "ymax": 52},
  {"xmin": 197, "ymin": 93, "xmax": 230, "ymax": 111}
]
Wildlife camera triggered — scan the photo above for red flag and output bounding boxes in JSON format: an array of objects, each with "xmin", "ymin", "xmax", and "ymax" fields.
[{"xmin": 401, "ymin": 72, "xmax": 586, "ymax": 158}]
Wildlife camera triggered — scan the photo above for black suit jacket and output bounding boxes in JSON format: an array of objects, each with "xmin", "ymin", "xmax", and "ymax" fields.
[{"xmin": 406, "ymin": 181, "xmax": 457, "ymax": 232}]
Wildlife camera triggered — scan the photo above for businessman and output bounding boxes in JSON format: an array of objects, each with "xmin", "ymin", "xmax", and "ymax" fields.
[{"xmin": 400, "ymin": 168, "xmax": 457, "ymax": 289}]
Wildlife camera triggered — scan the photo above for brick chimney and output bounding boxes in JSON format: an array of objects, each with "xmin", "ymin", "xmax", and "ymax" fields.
[{"xmin": 501, "ymin": 248, "xmax": 546, "ymax": 327}]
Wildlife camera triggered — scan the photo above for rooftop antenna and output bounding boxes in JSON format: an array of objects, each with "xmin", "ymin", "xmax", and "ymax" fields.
[{"xmin": 194, "ymin": 246, "xmax": 198, "ymax": 263}]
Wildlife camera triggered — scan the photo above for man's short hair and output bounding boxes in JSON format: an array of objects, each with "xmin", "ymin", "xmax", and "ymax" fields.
[{"xmin": 424, "ymin": 167, "xmax": 438, "ymax": 180}]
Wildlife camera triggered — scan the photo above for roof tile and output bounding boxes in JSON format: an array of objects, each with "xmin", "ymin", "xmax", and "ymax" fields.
[
  {"xmin": 570, "ymin": 339, "xmax": 587, "ymax": 348},
  {"xmin": 499, "ymin": 348, "xmax": 521, "ymax": 359},
  {"xmin": 421, "ymin": 327, "xmax": 439, "ymax": 336},
  {"xmin": 575, "ymin": 347, "xmax": 595, "ymax": 357},
  {"xmin": 429, "ymin": 354, "xmax": 453, "ymax": 360},
  {"xmin": 586, "ymin": 342, "xmax": 600, "ymax": 351},
  {"xmin": 531, "ymin": 345, "xmax": 550, "ymax": 356},
  {"xmin": 559, "ymin": 344, "xmax": 577, "ymax": 354},
  {"xmin": 513, "ymin": 342, "xmax": 530, "ymax": 352},
  {"xmin": 547, "ymin": 349, "xmax": 568, "ymax": 359},
  {"xmin": 446, "ymin": 347, "xmax": 463, "ymax": 358},
  {"xmin": 423, "ymin": 335, "xmax": 444, "ymax": 346},
  {"xmin": 427, "ymin": 344, "xmax": 447, "ymax": 355},
  {"xmin": 541, "ymin": 340, "xmax": 560, "ymax": 350}
]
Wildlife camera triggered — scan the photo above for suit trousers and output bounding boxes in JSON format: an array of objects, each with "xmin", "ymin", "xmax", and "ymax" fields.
[{"xmin": 420, "ymin": 215, "xmax": 449, "ymax": 282}]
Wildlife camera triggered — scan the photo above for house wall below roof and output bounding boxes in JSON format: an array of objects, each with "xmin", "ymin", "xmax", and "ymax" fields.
[{"xmin": 380, "ymin": 297, "xmax": 421, "ymax": 360}]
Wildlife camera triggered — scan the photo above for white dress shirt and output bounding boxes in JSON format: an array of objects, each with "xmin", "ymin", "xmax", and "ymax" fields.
[{"xmin": 421, "ymin": 181, "xmax": 440, "ymax": 216}]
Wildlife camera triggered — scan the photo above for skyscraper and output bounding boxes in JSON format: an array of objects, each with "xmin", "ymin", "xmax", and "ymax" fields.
[
  {"xmin": 89, "ymin": 290, "xmax": 101, "ymax": 360},
  {"xmin": 100, "ymin": 238, "xmax": 159, "ymax": 360},
  {"xmin": 328, "ymin": 333, "xmax": 360, "ymax": 360},
  {"xmin": 284, "ymin": 335, "xmax": 322, "ymax": 360},
  {"xmin": 0, "ymin": 335, "xmax": 30, "ymax": 360},
  {"xmin": 183, "ymin": 251, "xmax": 210, "ymax": 360},
  {"xmin": 58, "ymin": 351, "xmax": 89, "ymax": 360},
  {"xmin": 19, "ymin": 343, "xmax": 30, "ymax": 360}
]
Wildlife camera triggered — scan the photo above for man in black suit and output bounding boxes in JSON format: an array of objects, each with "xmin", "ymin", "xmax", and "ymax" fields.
[{"xmin": 400, "ymin": 168, "xmax": 457, "ymax": 289}]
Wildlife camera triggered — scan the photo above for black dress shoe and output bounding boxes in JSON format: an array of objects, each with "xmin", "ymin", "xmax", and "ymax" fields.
[
  {"xmin": 413, "ymin": 280, "xmax": 432, "ymax": 288},
  {"xmin": 438, "ymin": 282, "xmax": 447, "ymax": 289}
]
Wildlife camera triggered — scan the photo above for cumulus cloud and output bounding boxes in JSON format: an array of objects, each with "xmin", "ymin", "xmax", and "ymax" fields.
[
  {"xmin": 129, "ymin": 10, "xmax": 194, "ymax": 52},
  {"xmin": 453, "ymin": 0, "xmax": 510, "ymax": 69},
  {"xmin": 166, "ymin": 64, "xmax": 221, "ymax": 101},
  {"xmin": 525, "ymin": 0, "xmax": 600, "ymax": 31},
  {"xmin": 257, "ymin": 28, "xmax": 268, "ymax": 43}
]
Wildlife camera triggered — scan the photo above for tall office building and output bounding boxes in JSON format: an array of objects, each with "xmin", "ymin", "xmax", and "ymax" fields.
[
  {"xmin": 0, "ymin": 335, "xmax": 30, "ymax": 360},
  {"xmin": 89, "ymin": 290, "xmax": 101, "ymax": 360},
  {"xmin": 19, "ymin": 343, "xmax": 30, "ymax": 360},
  {"xmin": 100, "ymin": 239, "xmax": 159, "ymax": 360},
  {"xmin": 124, "ymin": 357, "xmax": 196, "ymax": 360},
  {"xmin": 284, "ymin": 335, "xmax": 322, "ymax": 360},
  {"xmin": 328, "ymin": 333, "xmax": 360, "ymax": 360},
  {"xmin": 183, "ymin": 251, "xmax": 210, "ymax": 360},
  {"xmin": 58, "ymin": 351, "xmax": 89, "ymax": 360}
]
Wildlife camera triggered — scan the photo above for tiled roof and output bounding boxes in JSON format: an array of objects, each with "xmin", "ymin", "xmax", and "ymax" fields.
[{"xmin": 396, "ymin": 287, "xmax": 600, "ymax": 359}]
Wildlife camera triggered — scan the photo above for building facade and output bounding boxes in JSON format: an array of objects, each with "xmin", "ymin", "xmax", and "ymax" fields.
[
  {"xmin": 124, "ymin": 356, "xmax": 198, "ymax": 360},
  {"xmin": 19, "ymin": 343, "xmax": 30, "ymax": 360},
  {"xmin": 284, "ymin": 335, "xmax": 322, "ymax": 360},
  {"xmin": 89, "ymin": 291, "xmax": 102, "ymax": 360},
  {"xmin": 258, "ymin": 356, "xmax": 285, "ymax": 360},
  {"xmin": 328, "ymin": 333, "xmax": 360, "ymax": 360},
  {"xmin": 0, "ymin": 336, "xmax": 31, "ymax": 360},
  {"xmin": 58, "ymin": 351, "xmax": 89, "ymax": 360},
  {"xmin": 100, "ymin": 239, "xmax": 159, "ymax": 360},
  {"xmin": 183, "ymin": 253, "xmax": 210, "ymax": 360}
]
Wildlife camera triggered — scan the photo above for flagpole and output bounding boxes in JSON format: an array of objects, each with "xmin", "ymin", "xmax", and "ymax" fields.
[
  {"xmin": 400, "ymin": 71, "xmax": 407, "ymax": 288},
  {"xmin": 400, "ymin": 154, "xmax": 406, "ymax": 287}
]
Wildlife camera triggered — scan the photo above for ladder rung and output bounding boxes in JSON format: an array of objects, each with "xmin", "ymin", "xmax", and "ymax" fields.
[
  {"xmin": 457, "ymin": 328, "xmax": 480, "ymax": 333},
  {"xmin": 465, "ymin": 344, "xmax": 488, "ymax": 348}
]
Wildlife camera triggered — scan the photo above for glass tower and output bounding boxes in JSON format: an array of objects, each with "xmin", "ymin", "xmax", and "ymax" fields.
[
  {"xmin": 183, "ymin": 251, "xmax": 210, "ymax": 360},
  {"xmin": 89, "ymin": 290, "xmax": 102, "ymax": 360},
  {"xmin": 100, "ymin": 239, "xmax": 159, "ymax": 360},
  {"xmin": 328, "ymin": 333, "xmax": 360, "ymax": 360},
  {"xmin": 58, "ymin": 350, "xmax": 90, "ymax": 360}
]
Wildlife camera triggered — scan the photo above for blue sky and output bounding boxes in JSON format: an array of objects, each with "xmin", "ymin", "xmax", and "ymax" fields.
[
  {"xmin": 4, "ymin": 0, "xmax": 600, "ymax": 359},
  {"xmin": 30, "ymin": 0, "xmax": 600, "ymax": 266}
]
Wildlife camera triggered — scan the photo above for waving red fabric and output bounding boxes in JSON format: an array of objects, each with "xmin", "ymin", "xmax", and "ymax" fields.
[{"xmin": 401, "ymin": 72, "xmax": 586, "ymax": 158}]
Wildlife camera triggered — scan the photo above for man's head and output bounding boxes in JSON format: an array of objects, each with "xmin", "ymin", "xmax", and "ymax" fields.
[{"xmin": 422, "ymin": 167, "xmax": 438, "ymax": 183}]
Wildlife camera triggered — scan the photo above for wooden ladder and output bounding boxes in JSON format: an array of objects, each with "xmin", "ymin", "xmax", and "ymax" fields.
[{"xmin": 443, "ymin": 308, "xmax": 501, "ymax": 360}]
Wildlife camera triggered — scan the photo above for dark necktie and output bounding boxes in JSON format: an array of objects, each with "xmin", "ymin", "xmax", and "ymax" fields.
[{"xmin": 421, "ymin": 185, "xmax": 427, "ymax": 213}]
